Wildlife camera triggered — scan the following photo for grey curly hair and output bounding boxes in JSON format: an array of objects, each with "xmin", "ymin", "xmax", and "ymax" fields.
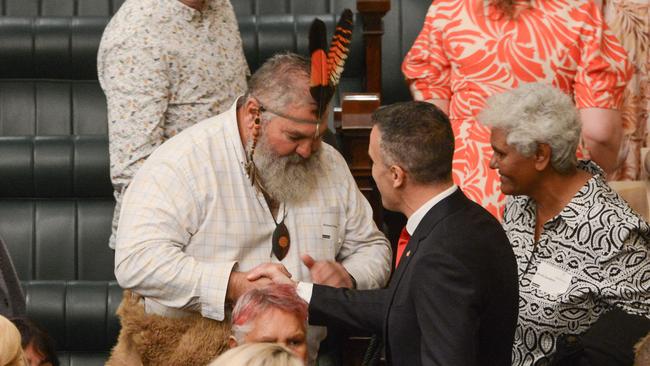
[{"xmin": 479, "ymin": 83, "xmax": 581, "ymax": 174}]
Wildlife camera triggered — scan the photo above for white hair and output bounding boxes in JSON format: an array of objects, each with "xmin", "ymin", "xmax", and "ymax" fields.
[
  {"xmin": 479, "ymin": 83, "xmax": 581, "ymax": 173},
  {"xmin": 208, "ymin": 343, "xmax": 303, "ymax": 366},
  {"xmin": 230, "ymin": 323, "xmax": 252, "ymax": 345}
]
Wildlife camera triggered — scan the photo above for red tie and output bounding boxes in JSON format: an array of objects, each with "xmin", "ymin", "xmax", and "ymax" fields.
[{"xmin": 394, "ymin": 227, "xmax": 411, "ymax": 268}]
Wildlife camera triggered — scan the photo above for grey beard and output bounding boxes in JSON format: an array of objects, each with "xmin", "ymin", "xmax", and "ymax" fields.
[{"xmin": 248, "ymin": 137, "xmax": 322, "ymax": 203}]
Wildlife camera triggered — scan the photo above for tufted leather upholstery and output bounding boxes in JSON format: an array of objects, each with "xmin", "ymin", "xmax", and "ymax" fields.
[
  {"xmin": 23, "ymin": 281, "xmax": 122, "ymax": 365},
  {"xmin": 0, "ymin": 0, "xmax": 125, "ymax": 16},
  {"xmin": 0, "ymin": 1, "xmax": 382, "ymax": 364},
  {"xmin": 0, "ymin": 2, "xmax": 117, "ymax": 362}
]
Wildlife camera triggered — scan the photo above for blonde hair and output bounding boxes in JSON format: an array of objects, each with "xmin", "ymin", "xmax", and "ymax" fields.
[
  {"xmin": 0, "ymin": 315, "xmax": 25, "ymax": 366},
  {"xmin": 208, "ymin": 343, "xmax": 303, "ymax": 366}
]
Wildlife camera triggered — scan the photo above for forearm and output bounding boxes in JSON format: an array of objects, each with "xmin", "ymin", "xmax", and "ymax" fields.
[
  {"xmin": 579, "ymin": 108, "xmax": 623, "ymax": 175},
  {"xmin": 309, "ymin": 285, "xmax": 388, "ymax": 334},
  {"xmin": 112, "ymin": 164, "xmax": 233, "ymax": 319},
  {"xmin": 115, "ymin": 239, "xmax": 236, "ymax": 320},
  {"xmin": 340, "ymin": 241, "xmax": 391, "ymax": 289},
  {"xmin": 338, "ymin": 167, "xmax": 392, "ymax": 289}
]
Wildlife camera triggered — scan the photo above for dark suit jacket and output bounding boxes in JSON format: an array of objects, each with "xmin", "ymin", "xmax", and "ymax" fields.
[{"xmin": 309, "ymin": 189, "xmax": 518, "ymax": 365}]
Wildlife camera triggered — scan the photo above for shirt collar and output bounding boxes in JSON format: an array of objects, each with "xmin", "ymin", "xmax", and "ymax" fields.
[
  {"xmin": 517, "ymin": 160, "xmax": 603, "ymax": 230},
  {"xmin": 225, "ymin": 96, "xmax": 248, "ymax": 168},
  {"xmin": 556, "ymin": 160, "xmax": 604, "ymax": 229},
  {"xmin": 406, "ymin": 185, "xmax": 458, "ymax": 235}
]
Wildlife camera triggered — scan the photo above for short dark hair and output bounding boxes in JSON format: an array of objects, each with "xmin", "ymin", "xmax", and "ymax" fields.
[
  {"xmin": 10, "ymin": 317, "xmax": 59, "ymax": 366},
  {"xmin": 372, "ymin": 101, "xmax": 454, "ymax": 184}
]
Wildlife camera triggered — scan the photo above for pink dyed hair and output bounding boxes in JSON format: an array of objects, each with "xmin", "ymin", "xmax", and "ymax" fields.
[{"xmin": 231, "ymin": 284, "xmax": 308, "ymax": 341}]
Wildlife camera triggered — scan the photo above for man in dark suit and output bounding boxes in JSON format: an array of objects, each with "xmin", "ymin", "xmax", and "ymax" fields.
[{"xmin": 250, "ymin": 101, "xmax": 519, "ymax": 365}]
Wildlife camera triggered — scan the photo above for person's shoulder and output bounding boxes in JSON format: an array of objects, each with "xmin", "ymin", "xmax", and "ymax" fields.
[
  {"xmin": 424, "ymin": 191, "xmax": 506, "ymax": 241},
  {"xmin": 100, "ymin": 0, "xmax": 165, "ymax": 48},
  {"xmin": 146, "ymin": 113, "xmax": 229, "ymax": 165},
  {"xmin": 577, "ymin": 177, "xmax": 650, "ymax": 250}
]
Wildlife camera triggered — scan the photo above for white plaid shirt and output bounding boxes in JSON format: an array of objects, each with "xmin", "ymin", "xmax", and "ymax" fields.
[{"xmin": 115, "ymin": 99, "xmax": 392, "ymax": 360}]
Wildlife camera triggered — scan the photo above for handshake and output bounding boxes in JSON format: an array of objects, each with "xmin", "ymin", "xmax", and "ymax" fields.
[{"xmin": 226, "ymin": 254, "xmax": 355, "ymax": 302}]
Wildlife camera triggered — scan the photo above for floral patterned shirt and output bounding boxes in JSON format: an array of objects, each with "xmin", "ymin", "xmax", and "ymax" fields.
[
  {"xmin": 503, "ymin": 161, "xmax": 650, "ymax": 365},
  {"xmin": 98, "ymin": 0, "xmax": 249, "ymax": 248}
]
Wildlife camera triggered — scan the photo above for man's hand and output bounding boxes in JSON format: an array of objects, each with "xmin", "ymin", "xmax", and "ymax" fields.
[
  {"xmin": 227, "ymin": 263, "xmax": 293, "ymax": 302},
  {"xmin": 302, "ymin": 254, "xmax": 354, "ymax": 288},
  {"xmin": 246, "ymin": 263, "xmax": 295, "ymax": 285}
]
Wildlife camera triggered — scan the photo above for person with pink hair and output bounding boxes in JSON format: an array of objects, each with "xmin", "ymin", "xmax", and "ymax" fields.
[{"xmin": 228, "ymin": 284, "xmax": 308, "ymax": 363}]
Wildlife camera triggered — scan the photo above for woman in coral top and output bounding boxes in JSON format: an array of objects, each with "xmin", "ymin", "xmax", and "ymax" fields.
[{"xmin": 402, "ymin": 0, "xmax": 632, "ymax": 218}]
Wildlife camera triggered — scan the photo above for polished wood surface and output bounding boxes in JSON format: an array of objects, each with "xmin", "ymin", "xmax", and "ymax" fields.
[{"xmin": 357, "ymin": 0, "xmax": 390, "ymax": 94}]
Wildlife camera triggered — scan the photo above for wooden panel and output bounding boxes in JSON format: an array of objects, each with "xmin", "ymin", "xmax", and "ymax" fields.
[
  {"xmin": 338, "ymin": 93, "xmax": 382, "ymax": 227},
  {"xmin": 357, "ymin": 0, "xmax": 390, "ymax": 94}
]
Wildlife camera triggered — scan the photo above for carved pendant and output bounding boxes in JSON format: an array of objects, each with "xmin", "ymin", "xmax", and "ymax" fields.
[{"xmin": 272, "ymin": 221, "xmax": 290, "ymax": 260}]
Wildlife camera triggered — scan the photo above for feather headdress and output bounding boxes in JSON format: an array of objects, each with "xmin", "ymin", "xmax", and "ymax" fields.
[{"xmin": 309, "ymin": 9, "xmax": 354, "ymax": 119}]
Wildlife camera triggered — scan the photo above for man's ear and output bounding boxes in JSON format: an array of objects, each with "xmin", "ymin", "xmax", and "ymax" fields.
[
  {"xmin": 243, "ymin": 98, "xmax": 261, "ymax": 119},
  {"xmin": 534, "ymin": 143, "xmax": 552, "ymax": 171},
  {"xmin": 228, "ymin": 336, "xmax": 239, "ymax": 349},
  {"xmin": 390, "ymin": 165, "xmax": 406, "ymax": 188}
]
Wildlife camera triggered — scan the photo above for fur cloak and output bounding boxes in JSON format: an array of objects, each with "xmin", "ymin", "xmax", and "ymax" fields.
[{"xmin": 106, "ymin": 291, "xmax": 230, "ymax": 366}]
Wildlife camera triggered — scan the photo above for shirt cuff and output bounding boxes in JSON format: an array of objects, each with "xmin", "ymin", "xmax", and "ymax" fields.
[
  {"xmin": 296, "ymin": 281, "xmax": 314, "ymax": 304},
  {"xmin": 199, "ymin": 260, "xmax": 238, "ymax": 320}
]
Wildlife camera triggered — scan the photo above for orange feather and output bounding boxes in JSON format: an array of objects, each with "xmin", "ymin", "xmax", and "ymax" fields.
[{"xmin": 308, "ymin": 10, "xmax": 354, "ymax": 118}]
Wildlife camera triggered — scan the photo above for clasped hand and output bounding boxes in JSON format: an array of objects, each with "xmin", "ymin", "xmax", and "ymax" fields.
[{"xmin": 238, "ymin": 254, "xmax": 353, "ymax": 294}]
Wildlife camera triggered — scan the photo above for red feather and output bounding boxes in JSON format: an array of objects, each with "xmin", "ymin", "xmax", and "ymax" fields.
[
  {"xmin": 309, "ymin": 19, "xmax": 332, "ymax": 118},
  {"xmin": 327, "ymin": 9, "xmax": 353, "ymax": 87},
  {"xmin": 308, "ymin": 10, "xmax": 354, "ymax": 119}
]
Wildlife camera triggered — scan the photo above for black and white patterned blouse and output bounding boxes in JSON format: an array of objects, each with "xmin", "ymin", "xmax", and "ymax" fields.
[{"xmin": 503, "ymin": 161, "xmax": 650, "ymax": 366}]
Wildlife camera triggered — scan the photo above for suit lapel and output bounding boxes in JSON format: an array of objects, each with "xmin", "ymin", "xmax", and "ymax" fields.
[{"xmin": 381, "ymin": 190, "xmax": 469, "ymax": 348}]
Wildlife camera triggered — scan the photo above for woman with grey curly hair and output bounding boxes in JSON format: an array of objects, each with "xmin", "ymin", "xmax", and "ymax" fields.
[
  {"xmin": 480, "ymin": 83, "xmax": 650, "ymax": 366},
  {"xmin": 480, "ymin": 83, "xmax": 581, "ymax": 176}
]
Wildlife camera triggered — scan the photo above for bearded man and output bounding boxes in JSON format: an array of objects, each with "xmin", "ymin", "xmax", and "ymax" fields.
[{"xmin": 111, "ymin": 53, "xmax": 391, "ymax": 365}]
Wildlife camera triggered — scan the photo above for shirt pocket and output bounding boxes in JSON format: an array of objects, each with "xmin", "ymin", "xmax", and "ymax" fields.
[{"xmin": 320, "ymin": 207, "xmax": 343, "ymax": 257}]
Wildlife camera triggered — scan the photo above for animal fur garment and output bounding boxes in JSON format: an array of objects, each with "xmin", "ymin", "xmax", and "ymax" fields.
[{"xmin": 106, "ymin": 291, "xmax": 230, "ymax": 366}]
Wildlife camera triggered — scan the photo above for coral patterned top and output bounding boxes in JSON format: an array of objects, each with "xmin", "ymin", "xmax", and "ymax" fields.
[{"xmin": 402, "ymin": 0, "xmax": 632, "ymax": 218}]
